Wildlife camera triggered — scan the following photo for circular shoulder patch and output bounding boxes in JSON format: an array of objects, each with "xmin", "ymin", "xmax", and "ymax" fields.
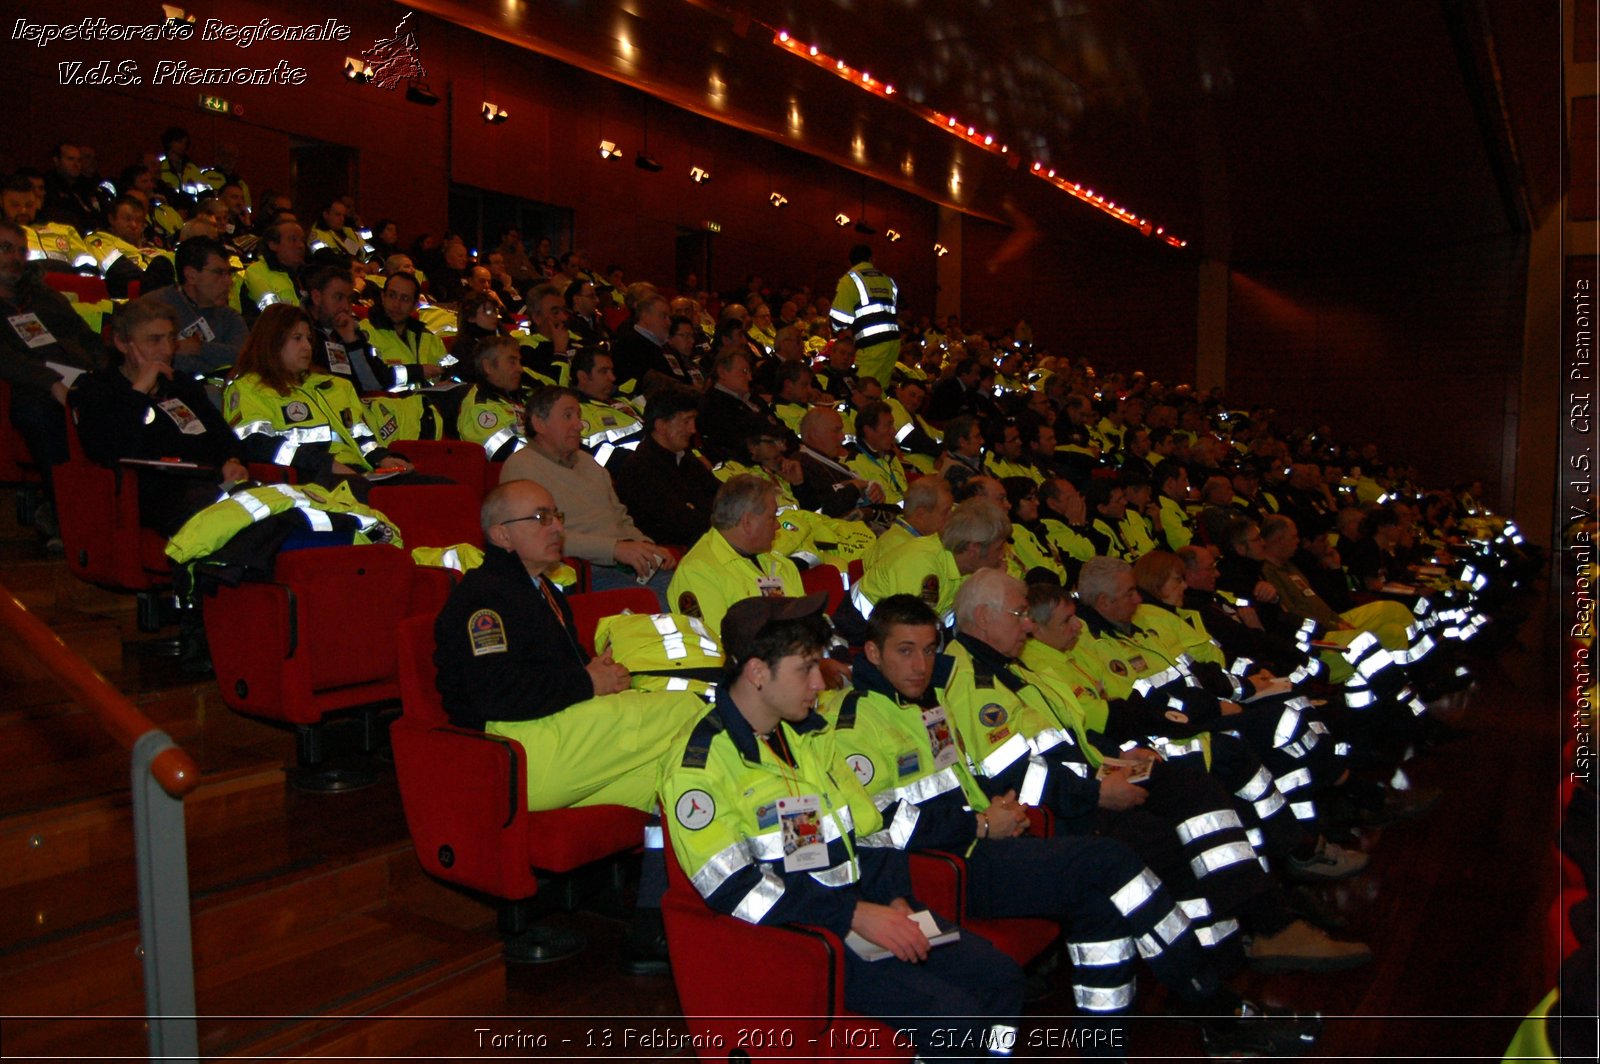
[
  {"xmin": 677, "ymin": 591, "xmax": 702, "ymax": 618},
  {"xmin": 283, "ymin": 400, "xmax": 311, "ymax": 423},
  {"xmin": 1108, "ymin": 659, "xmax": 1129, "ymax": 676},
  {"xmin": 919, "ymin": 574, "xmax": 941, "ymax": 606},
  {"xmin": 477, "ymin": 409, "xmax": 499, "ymax": 429},
  {"xmin": 978, "ymin": 703, "xmax": 1008, "ymax": 728},
  {"xmin": 675, "ymin": 789, "xmax": 716, "ymax": 830},
  {"xmin": 845, "ymin": 753, "xmax": 875, "ymax": 786}
]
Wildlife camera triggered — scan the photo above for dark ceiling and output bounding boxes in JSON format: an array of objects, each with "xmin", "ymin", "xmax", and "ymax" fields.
[{"xmin": 409, "ymin": 0, "xmax": 1562, "ymax": 263}]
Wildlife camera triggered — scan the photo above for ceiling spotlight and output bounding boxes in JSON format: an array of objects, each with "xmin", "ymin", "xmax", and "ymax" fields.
[
  {"xmin": 635, "ymin": 152, "xmax": 663, "ymax": 172},
  {"xmin": 933, "ymin": 243, "xmax": 949, "ymax": 257},
  {"xmin": 344, "ymin": 57, "xmax": 374, "ymax": 83},
  {"xmin": 481, "ymin": 102, "xmax": 509, "ymax": 124},
  {"xmin": 884, "ymin": 85, "xmax": 895, "ymax": 95},
  {"xmin": 834, "ymin": 213, "xmax": 851, "ymax": 227},
  {"xmin": 405, "ymin": 81, "xmax": 439, "ymax": 105},
  {"xmin": 769, "ymin": 192, "xmax": 789, "ymax": 208},
  {"xmin": 778, "ymin": 30, "xmax": 790, "ymax": 42},
  {"xmin": 690, "ymin": 166, "xmax": 711, "ymax": 184},
  {"xmin": 599, "ymin": 140, "xmax": 622, "ymax": 160},
  {"xmin": 885, "ymin": 229, "xmax": 902, "ymax": 242},
  {"xmin": 162, "ymin": 5, "xmax": 195, "ymax": 27}
]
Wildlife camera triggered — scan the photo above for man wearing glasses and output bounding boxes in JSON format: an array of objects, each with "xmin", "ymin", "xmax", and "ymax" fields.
[
  {"xmin": 434, "ymin": 479, "xmax": 704, "ymax": 804},
  {"xmin": 147, "ymin": 236, "xmax": 246, "ymax": 377}
]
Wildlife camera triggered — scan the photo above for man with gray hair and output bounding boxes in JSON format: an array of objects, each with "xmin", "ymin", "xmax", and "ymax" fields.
[
  {"xmin": 860, "ymin": 473, "xmax": 953, "ymax": 570},
  {"xmin": 666, "ymin": 474, "xmax": 804, "ymax": 632},
  {"xmin": 937, "ymin": 567, "xmax": 1371, "ymax": 973},
  {"xmin": 846, "ymin": 498, "xmax": 1010, "ymax": 629}
]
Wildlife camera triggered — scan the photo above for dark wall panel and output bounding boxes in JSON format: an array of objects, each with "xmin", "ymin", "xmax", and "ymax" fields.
[{"xmin": 1227, "ymin": 237, "xmax": 1528, "ymax": 505}]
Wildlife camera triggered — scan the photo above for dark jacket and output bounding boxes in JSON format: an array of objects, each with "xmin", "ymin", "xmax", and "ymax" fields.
[
  {"xmin": 0, "ymin": 266, "xmax": 106, "ymax": 394},
  {"xmin": 610, "ymin": 435, "xmax": 721, "ymax": 546},
  {"xmin": 433, "ymin": 544, "xmax": 594, "ymax": 730}
]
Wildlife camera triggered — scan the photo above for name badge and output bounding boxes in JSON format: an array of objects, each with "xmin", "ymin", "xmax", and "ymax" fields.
[
  {"xmin": 922, "ymin": 705, "xmax": 959, "ymax": 770},
  {"xmin": 179, "ymin": 316, "xmax": 216, "ymax": 343},
  {"xmin": 756, "ymin": 573, "xmax": 786, "ymax": 597},
  {"xmin": 325, "ymin": 341, "xmax": 352, "ymax": 374},
  {"xmin": 156, "ymin": 397, "xmax": 205, "ymax": 435},
  {"xmin": 8, "ymin": 312, "xmax": 55, "ymax": 349},
  {"xmin": 776, "ymin": 794, "xmax": 828, "ymax": 872}
]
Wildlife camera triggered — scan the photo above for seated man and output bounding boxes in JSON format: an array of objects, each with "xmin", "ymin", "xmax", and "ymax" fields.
[
  {"xmin": 148, "ymin": 236, "xmax": 247, "ymax": 377},
  {"xmin": 0, "ymin": 218, "xmax": 107, "ymax": 548},
  {"xmin": 457, "ymin": 335, "xmax": 530, "ymax": 460},
  {"xmin": 1038, "ymin": 477, "xmax": 1098, "ymax": 567},
  {"xmin": 845, "ymin": 400, "xmax": 911, "ymax": 506},
  {"xmin": 571, "ymin": 348, "xmax": 643, "ymax": 459},
  {"xmin": 828, "ymin": 594, "xmax": 1323, "ymax": 1056},
  {"xmin": 847, "ymin": 498, "xmax": 1010, "ymax": 629},
  {"xmin": 795, "ymin": 405, "xmax": 892, "ymax": 527},
  {"xmin": 359, "ymin": 271, "xmax": 453, "ymax": 389},
  {"xmin": 500, "ymin": 386, "xmax": 675, "ymax": 601},
  {"xmin": 85, "ymin": 195, "xmax": 156, "ymax": 298},
  {"xmin": 434, "ymin": 479, "xmax": 707, "ymax": 973},
  {"xmin": 939, "ymin": 568, "xmax": 1370, "ymax": 973},
  {"xmin": 239, "ymin": 220, "xmax": 308, "ymax": 323},
  {"xmin": 612, "ymin": 384, "xmax": 720, "ymax": 547},
  {"xmin": 667, "ymin": 474, "xmax": 803, "ymax": 632},
  {"xmin": 659, "ymin": 593, "xmax": 1025, "ymax": 1058},
  {"xmin": 698, "ymin": 350, "xmax": 787, "ymax": 463},
  {"xmin": 71, "ymin": 297, "xmax": 246, "ymax": 535},
  {"xmin": 1153, "ymin": 459, "xmax": 1198, "ymax": 552},
  {"xmin": 861, "ymin": 474, "xmax": 952, "ymax": 571}
]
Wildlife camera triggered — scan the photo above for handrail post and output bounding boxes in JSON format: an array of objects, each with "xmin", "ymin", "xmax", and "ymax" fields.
[{"xmin": 131, "ymin": 729, "xmax": 199, "ymax": 1063}]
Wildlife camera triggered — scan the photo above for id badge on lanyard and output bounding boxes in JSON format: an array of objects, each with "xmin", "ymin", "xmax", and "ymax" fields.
[
  {"xmin": 777, "ymin": 794, "xmax": 828, "ymax": 872},
  {"xmin": 922, "ymin": 705, "xmax": 959, "ymax": 770}
]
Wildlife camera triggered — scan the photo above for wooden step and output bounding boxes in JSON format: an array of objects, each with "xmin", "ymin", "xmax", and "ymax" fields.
[{"xmin": 0, "ymin": 602, "xmax": 124, "ymax": 679}]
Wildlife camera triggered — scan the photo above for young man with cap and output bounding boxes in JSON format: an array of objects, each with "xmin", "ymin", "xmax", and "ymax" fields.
[{"xmin": 660, "ymin": 593, "xmax": 1025, "ymax": 1060}]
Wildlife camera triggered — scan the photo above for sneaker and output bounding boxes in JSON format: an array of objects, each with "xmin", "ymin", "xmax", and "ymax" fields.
[
  {"xmin": 1286, "ymin": 838, "xmax": 1368, "ymax": 882},
  {"xmin": 1199, "ymin": 999, "xmax": 1323, "ymax": 1058},
  {"xmin": 32, "ymin": 500, "xmax": 58, "ymax": 538},
  {"xmin": 1246, "ymin": 919, "xmax": 1372, "ymax": 973}
]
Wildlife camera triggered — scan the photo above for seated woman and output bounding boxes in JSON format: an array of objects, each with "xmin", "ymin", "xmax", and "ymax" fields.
[
  {"xmin": 1001, "ymin": 475, "xmax": 1068, "ymax": 586},
  {"xmin": 71, "ymin": 296, "xmax": 247, "ymax": 536},
  {"xmin": 223, "ymin": 303, "xmax": 413, "ymax": 486}
]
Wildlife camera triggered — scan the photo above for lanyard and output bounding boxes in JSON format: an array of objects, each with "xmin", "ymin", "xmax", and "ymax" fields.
[{"xmin": 859, "ymin": 447, "xmax": 904, "ymax": 495}]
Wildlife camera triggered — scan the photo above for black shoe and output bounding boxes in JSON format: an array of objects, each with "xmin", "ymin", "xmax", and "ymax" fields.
[
  {"xmin": 1198, "ymin": 999, "xmax": 1322, "ymax": 1058},
  {"xmin": 1284, "ymin": 884, "xmax": 1350, "ymax": 932},
  {"xmin": 1354, "ymin": 785, "xmax": 1442, "ymax": 828},
  {"xmin": 619, "ymin": 909, "xmax": 671, "ymax": 976}
]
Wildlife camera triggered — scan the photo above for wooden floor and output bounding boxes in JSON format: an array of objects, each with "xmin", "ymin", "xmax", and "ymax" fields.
[{"xmin": 0, "ymin": 488, "xmax": 1564, "ymax": 1062}]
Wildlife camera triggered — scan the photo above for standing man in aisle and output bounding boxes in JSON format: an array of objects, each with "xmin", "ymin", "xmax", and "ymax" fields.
[{"xmin": 830, "ymin": 244, "xmax": 900, "ymax": 388}]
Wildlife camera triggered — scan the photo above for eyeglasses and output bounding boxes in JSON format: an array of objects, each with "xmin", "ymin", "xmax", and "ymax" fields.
[
  {"xmin": 1002, "ymin": 606, "xmax": 1030, "ymax": 620},
  {"xmin": 500, "ymin": 509, "xmax": 564, "ymax": 528}
]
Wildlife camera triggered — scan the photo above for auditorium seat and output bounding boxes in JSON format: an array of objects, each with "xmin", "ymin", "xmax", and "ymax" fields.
[
  {"xmin": 660, "ymin": 822, "xmax": 912, "ymax": 1061},
  {"xmin": 391, "ymin": 614, "xmax": 649, "ymax": 963},
  {"xmin": 368, "ymin": 482, "xmax": 483, "ymax": 550},
  {"xmin": 567, "ymin": 586, "xmax": 661, "ymax": 655},
  {"xmin": 907, "ymin": 850, "xmax": 1059, "ymax": 967},
  {"xmin": 54, "ymin": 407, "xmax": 172, "ymax": 600},
  {"xmin": 800, "ymin": 563, "xmax": 848, "ymax": 613},
  {"xmin": 391, "ymin": 437, "xmax": 489, "ymax": 491},
  {"xmin": 206, "ymin": 545, "xmax": 449, "ymax": 790}
]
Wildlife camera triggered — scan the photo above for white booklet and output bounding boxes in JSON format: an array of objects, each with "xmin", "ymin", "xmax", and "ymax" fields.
[{"xmin": 846, "ymin": 909, "xmax": 960, "ymax": 961}]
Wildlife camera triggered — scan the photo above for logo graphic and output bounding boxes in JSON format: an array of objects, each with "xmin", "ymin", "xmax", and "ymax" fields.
[
  {"xmin": 362, "ymin": 13, "xmax": 426, "ymax": 91},
  {"xmin": 978, "ymin": 703, "xmax": 1008, "ymax": 727},
  {"xmin": 675, "ymin": 789, "xmax": 715, "ymax": 830},
  {"xmin": 845, "ymin": 753, "xmax": 875, "ymax": 785},
  {"xmin": 283, "ymin": 400, "xmax": 310, "ymax": 423}
]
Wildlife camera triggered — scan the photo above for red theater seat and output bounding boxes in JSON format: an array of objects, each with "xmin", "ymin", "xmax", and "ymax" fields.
[
  {"xmin": 206, "ymin": 545, "xmax": 449, "ymax": 786},
  {"xmin": 907, "ymin": 850, "xmax": 1059, "ymax": 967},
  {"xmin": 391, "ymin": 614, "xmax": 648, "ymax": 961},
  {"xmin": 389, "ymin": 438, "xmax": 489, "ymax": 493},
  {"xmin": 368, "ymin": 482, "xmax": 483, "ymax": 550},
  {"xmin": 43, "ymin": 272, "xmax": 109, "ymax": 305},
  {"xmin": 661, "ymin": 822, "xmax": 911, "ymax": 1061},
  {"xmin": 54, "ymin": 411, "xmax": 172, "ymax": 595},
  {"xmin": 567, "ymin": 586, "xmax": 661, "ymax": 655},
  {"xmin": 0, "ymin": 381, "xmax": 42, "ymax": 490},
  {"xmin": 801, "ymin": 563, "xmax": 848, "ymax": 614}
]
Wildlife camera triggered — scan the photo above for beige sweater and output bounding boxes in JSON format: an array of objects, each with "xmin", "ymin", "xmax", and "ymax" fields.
[{"xmin": 499, "ymin": 445, "xmax": 649, "ymax": 563}]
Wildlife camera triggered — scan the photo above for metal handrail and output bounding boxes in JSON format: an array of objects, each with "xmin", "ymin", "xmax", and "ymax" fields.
[{"xmin": 1, "ymin": 585, "xmax": 199, "ymax": 1062}]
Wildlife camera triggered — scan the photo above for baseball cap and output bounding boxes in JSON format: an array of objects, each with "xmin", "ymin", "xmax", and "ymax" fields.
[{"xmin": 720, "ymin": 593, "xmax": 829, "ymax": 666}]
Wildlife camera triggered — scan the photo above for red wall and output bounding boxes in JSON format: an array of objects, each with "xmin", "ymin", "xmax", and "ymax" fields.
[
  {"xmin": 1, "ymin": 0, "xmax": 936, "ymax": 306},
  {"xmin": 1226, "ymin": 236, "xmax": 1529, "ymax": 503}
]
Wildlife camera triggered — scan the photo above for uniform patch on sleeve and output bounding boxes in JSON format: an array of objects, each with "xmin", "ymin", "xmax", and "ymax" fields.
[
  {"xmin": 283, "ymin": 400, "xmax": 310, "ymax": 423},
  {"xmin": 674, "ymin": 789, "xmax": 715, "ymax": 830},
  {"xmin": 845, "ymin": 753, "xmax": 875, "ymax": 786},
  {"xmin": 1108, "ymin": 659, "xmax": 1129, "ymax": 676},
  {"xmin": 477, "ymin": 409, "xmax": 499, "ymax": 430},
  {"xmin": 468, "ymin": 609, "xmax": 508, "ymax": 656},
  {"xmin": 919, "ymin": 574, "xmax": 940, "ymax": 606},
  {"xmin": 226, "ymin": 389, "xmax": 240, "ymax": 414},
  {"xmin": 677, "ymin": 591, "xmax": 701, "ymax": 618},
  {"xmin": 978, "ymin": 703, "xmax": 1008, "ymax": 728},
  {"xmin": 379, "ymin": 416, "xmax": 398, "ymax": 441}
]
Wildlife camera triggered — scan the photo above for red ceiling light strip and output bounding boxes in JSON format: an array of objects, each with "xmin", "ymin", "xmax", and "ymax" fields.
[{"xmin": 772, "ymin": 30, "xmax": 1186, "ymax": 249}]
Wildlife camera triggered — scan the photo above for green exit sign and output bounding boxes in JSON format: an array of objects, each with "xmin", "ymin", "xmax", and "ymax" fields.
[{"xmin": 198, "ymin": 94, "xmax": 231, "ymax": 114}]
